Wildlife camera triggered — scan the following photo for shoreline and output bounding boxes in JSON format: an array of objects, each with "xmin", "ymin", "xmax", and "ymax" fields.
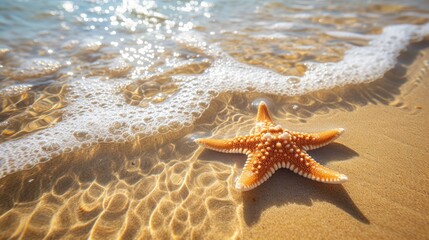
[{"xmin": 0, "ymin": 44, "xmax": 428, "ymax": 239}]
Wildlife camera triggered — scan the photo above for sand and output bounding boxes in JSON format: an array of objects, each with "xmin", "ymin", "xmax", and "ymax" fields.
[
  {"xmin": 0, "ymin": 43, "xmax": 428, "ymax": 240},
  {"xmin": 242, "ymin": 87, "xmax": 429, "ymax": 239},
  {"xmin": 240, "ymin": 47, "xmax": 429, "ymax": 239}
]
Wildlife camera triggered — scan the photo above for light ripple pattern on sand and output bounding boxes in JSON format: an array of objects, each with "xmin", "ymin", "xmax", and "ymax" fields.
[{"xmin": 0, "ymin": 140, "xmax": 243, "ymax": 239}]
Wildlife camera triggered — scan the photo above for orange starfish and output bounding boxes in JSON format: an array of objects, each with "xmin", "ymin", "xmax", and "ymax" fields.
[{"xmin": 195, "ymin": 101, "xmax": 348, "ymax": 191}]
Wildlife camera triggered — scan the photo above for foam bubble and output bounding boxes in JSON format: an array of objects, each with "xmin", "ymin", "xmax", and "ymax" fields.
[{"xmin": 0, "ymin": 23, "xmax": 428, "ymax": 178}]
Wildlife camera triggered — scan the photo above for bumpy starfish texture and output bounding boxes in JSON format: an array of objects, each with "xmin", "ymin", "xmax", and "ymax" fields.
[{"xmin": 195, "ymin": 101, "xmax": 348, "ymax": 191}]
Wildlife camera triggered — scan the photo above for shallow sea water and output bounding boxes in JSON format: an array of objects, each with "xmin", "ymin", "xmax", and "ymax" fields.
[{"xmin": 0, "ymin": 0, "xmax": 429, "ymax": 239}]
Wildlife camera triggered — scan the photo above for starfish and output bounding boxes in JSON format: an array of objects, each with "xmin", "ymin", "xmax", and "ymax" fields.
[{"xmin": 195, "ymin": 101, "xmax": 348, "ymax": 191}]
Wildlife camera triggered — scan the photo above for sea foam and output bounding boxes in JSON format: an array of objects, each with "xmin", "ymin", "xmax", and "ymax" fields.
[{"xmin": 0, "ymin": 23, "xmax": 428, "ymax": 178}]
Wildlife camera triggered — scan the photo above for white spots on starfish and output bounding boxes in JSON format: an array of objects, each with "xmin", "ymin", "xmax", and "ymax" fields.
[
  {"xmin": 289, "ymin": 163, "xmax": 295, "ymax": 172},
  {"xmin": 251, "ymin": 122, "xmax": 267, "ymax": 134},
  {"xmin": 305, "ymin": 143, "xmax": 322, "ymax": 151},
  {"xmin": 297, "ymin": 169, "xmax": 349, "ymax": 184},
  {"xmin": 261, "ymin": 132, "xmax": 273, "ymax": 141},
  {"xmin": 278, "ymin": 132, "xmax": 290, "ymax": 140},
  {"xmin": 268, "ymin": 125, "xmax": 282, "ymax": 133}
]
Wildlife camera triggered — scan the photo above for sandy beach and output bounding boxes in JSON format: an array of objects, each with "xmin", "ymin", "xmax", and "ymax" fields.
[
  {"xmin": 1, "ymin": 1, "xmax": 429, "ymax": 239},
  {"xmin": 0, "ymin": 42, "xmax": 428, "ymax": 239}
]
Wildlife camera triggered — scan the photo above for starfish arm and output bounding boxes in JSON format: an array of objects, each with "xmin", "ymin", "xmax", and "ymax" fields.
[
  {"xmin": 235, "ymin": 151, "xmax": 278, "ymax": 191},
  {"xmin": 195, "ymin": 135, "xmax": 258, "ymax": 154},
  {"xmin": 256, "ymin": 101, "xmax": 273, "ymax": 123},
  {"xmin": 286, "ymin": 151, "xmax": 348, "ymax": 184},
  {"xmin": 294, "ymin": 128, "xmax": 344, "ymax": 150},
  {"xmin": 251, "ymin": 101, "xmax": 276, "ymax": 134}
]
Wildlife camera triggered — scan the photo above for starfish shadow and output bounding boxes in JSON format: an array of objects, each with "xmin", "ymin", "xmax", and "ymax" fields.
[
  {"xmin": 199, "ymin": 143, "xmax": 369, "ymax": 225},
  {"xmin": 241, "ymin": 173, "xmax": 370, "ymax": 226},
  {"xmin": 309, "ymin": 142, "xmax": 359, "ymax": 164}
]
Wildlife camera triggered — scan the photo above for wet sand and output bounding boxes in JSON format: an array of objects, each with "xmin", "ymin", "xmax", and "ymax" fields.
[{"xmin": 0, "ymin": 43, "xmax": 429, "ymax": 239}]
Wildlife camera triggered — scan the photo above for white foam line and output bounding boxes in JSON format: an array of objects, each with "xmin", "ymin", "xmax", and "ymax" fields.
[{"xmin": 0, "ymin": 23, "xmax": 428, "ymax": 178}]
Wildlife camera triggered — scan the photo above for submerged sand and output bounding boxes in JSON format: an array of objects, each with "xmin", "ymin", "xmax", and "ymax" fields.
[{"xmin": 0, "ymin": 43, "xmax": 429, "ymax": 239}]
